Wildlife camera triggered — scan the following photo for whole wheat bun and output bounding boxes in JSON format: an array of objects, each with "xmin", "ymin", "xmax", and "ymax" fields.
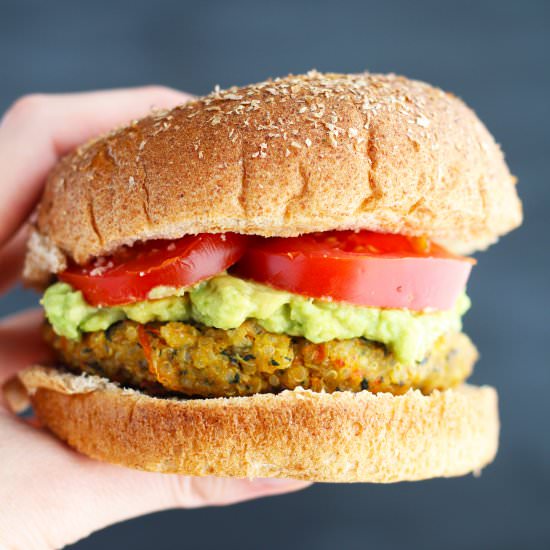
[
  {"xmin": 24, "ymin": 71, "xmax": 521, "ymax": 285},
  {"xmin": 18, "ymin": 366, "xmax": 499, "ymax": 482}
]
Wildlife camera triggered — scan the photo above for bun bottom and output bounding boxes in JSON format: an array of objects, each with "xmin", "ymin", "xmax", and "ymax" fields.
[{"xmin": 19, "ymin": 366, "xmax": 499, "ymax": 483}]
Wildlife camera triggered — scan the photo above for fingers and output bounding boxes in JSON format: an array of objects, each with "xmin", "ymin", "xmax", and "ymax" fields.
[
  {"xmin": 0, "ymin": 224, "xmax": 29, "ymax": 296},
  {"xmin": 0, "ymin": 309, "xmax": 53, "ymax": 386},
  {"xmin": 163, "ymin": 475, "xmax": 312, "ymax": 508},
  {"xmin": 0, "ymin": 409, "xmax": 311, "ymax": 549},
  {"xmin": 0, "ymin": 86, "xmax": 193, "ymax": 247}
]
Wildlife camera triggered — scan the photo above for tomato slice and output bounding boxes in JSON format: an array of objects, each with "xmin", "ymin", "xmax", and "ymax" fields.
[
  {"xmin": 59, "ymin": 233, "xmax": 249, "ymax": 306},
  {"xmin": 231, "ymin": 231, "xmax": 474, "ymax": 311}
]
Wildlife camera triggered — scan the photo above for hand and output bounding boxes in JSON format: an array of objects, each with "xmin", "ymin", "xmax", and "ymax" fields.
[{"xmin": 0, "ymin": 88, "xmax": 310, "ymax": 550}]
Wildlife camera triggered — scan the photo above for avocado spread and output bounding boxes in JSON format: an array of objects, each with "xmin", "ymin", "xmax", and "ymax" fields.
[{"xmin": 42, "ymin": 276, "xmax": 470, "ymax": 363}]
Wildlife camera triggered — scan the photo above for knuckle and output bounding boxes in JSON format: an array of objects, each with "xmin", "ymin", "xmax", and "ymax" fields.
[
  {"xmin": 142, "ymin": 84, "xmax": 171, "ymax": 95},
  {"xmin": 137, "ymin": 84, "xmax": 172, "ymax": 100},
  {"xmin": 140, "ymin": 84, "xmax": 192, "ymax": 103},
  {"xmin": 2, "ymin": 94, "xmax": 49, "ymax": 127},
  {"xmin": 167, "ymin": 476, "xmax": 230, "ymax": 508},
  {"xmin": 167, "ymin": 476, "xmax": 194, "ymax": 507}
]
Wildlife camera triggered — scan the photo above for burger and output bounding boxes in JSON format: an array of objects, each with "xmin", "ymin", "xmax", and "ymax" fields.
[{"xmin": 19, "ymin": 71, "xmax": 522, "ymax": 482}]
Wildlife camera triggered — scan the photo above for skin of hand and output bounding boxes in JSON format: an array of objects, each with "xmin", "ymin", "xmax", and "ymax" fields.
[{"xmin": 0, "ymin": 88, "xmax": 311, "ymax": 550}]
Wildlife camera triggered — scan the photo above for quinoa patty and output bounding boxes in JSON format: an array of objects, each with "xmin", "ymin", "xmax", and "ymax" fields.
[{"xmin": 44, "ymin": 320, "xmax": 478, "ymax": 398}]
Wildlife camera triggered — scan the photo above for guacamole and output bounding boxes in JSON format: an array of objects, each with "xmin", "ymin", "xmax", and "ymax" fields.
[{"xmin": 42, "ymin": 276, "xmax": 470, "ymax": 363}]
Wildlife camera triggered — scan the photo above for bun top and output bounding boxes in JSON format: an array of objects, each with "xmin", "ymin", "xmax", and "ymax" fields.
[{"xmin": 24, "ymin": 71, "xmax": 522, "ymax": 283}]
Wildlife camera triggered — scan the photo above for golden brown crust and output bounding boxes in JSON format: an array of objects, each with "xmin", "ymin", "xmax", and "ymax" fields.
[
  {"xmin": 44, "ymin": 320, "xmax": 478, "ymax": 398},
  {"xmin": 24, "ymin": 71, "xmax": 521, "ymax": 282},
  {"xmin": 19, "ymin": 365, "xmax": 499, "ymax": 482}
]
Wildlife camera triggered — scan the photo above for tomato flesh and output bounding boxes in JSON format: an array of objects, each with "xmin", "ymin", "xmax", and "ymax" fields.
[
  {"xmin": 59, "ymin": 230, "xmax": 474, "ymax": 312},
  {"xmin": 231, "ymin": 231, "xmax": 474, "ymax": 311},
  {"xmin": 59, "ymin": 233, "xmax": 250, "ymax": 306}
]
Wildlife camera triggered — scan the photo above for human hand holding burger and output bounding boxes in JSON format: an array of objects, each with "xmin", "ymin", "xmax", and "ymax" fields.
[
  {"xmin": 0, "ymin": 87, "xmax": 311, "ymax": 550},
  {"xmin": 1, "ymin": 72, "xmax": 522, "ymax": 548}
]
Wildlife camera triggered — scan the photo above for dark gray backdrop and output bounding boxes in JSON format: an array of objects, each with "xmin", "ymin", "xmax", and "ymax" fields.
[{"xmin": 1, "ymin": 1, "xmax": 548, "ymax": 549}]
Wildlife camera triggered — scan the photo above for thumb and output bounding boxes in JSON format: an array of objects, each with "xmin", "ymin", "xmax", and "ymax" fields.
[
  {"xmin": 45, "ymin": 461, "xmax": 311, "ymax": 547},
  {"xmin": 153, "ymin": 475, "xmax": 312, "ymax": 508},
  {"xmin": 0, "ymin": 414, "xmax": 310, "ymax": 549},
  {"xmin": 44, "ymin": 463, "xmax": 310, "ymax": 548}
]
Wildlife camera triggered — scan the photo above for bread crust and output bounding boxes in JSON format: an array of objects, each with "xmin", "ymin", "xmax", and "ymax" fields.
[
  {"xmin": 24, "ymin": 71, "xmax": 521, "ymax": 283},
  {"xmin": 19, "ymin": 366, "xmax": 499, "ymax": 482}
]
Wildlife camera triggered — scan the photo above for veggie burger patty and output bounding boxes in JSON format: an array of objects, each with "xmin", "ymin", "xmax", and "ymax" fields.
[{"xmin": 44, "ymin": 319, "xmax": 477, "ymax": 398}]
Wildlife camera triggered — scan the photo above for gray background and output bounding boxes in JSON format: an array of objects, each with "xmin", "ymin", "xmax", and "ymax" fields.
[{"xmin": 1, "ymin": 0, "xmax": 549, "ymax": 548}]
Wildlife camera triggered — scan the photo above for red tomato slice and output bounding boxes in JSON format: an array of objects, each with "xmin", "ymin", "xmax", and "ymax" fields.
[
  {"xmin": 59, "ymin": 233, "xmax": 249, "ymax": 306},
  {"xmin": 231, "ymin": 231, "xmax": 474, "ymax": 311}
]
